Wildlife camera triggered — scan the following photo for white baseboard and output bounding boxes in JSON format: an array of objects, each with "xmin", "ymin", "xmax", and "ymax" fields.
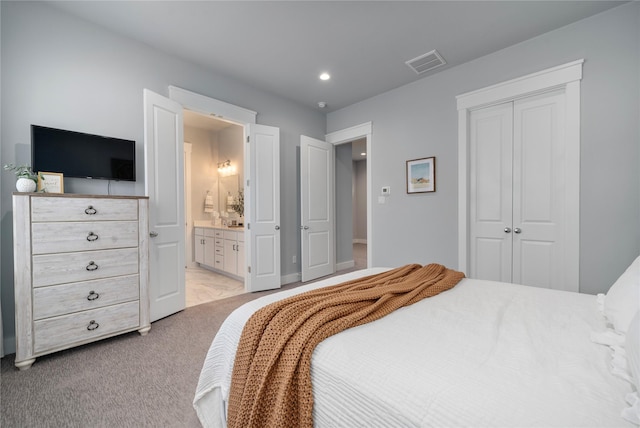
[
  {"xmin": 281, "ymin": 272, "xmax": 301, "ymax": 285},
  {"xmin": 336, "ymin": 260, "xmax": 355, "ymax": 271},
  {"xmin": 353, "ymin": 239, "xmax": 367, "ymax": 244}
]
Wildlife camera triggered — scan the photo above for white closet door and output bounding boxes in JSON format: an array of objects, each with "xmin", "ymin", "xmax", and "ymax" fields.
[
  {"xmin": 469, "ymin": 103, "xmax": 513, "ymax": 282},
  {"xmin": 470, "ymin": 90, "xmax": 572, "ymax": 291},
  {"xmin": 512, "ymin": 91, "xmax": 566, "ymax": 289}
]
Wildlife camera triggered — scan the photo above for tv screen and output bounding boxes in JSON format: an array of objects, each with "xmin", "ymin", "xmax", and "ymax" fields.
[{"xmin": 31, "ymin": 125, "xmax": 136, "ymax": 181}]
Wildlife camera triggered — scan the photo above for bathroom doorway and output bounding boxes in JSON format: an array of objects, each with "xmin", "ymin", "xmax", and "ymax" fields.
[{"xmin": 183, "ymin": 109, "xmax": 245, "ymax": 307}]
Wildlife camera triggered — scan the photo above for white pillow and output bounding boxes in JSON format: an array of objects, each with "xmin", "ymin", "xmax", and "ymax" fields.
[
  {"xmin": 622, "ymin": 311, "xmax": 640, "ymax": 425},
  {"xmin": 627, "ymin": 311, "xmax": 640, "ymax": 388},
  {"xmin": 605, "ymin": 255, "xmax": 640, "ymax": 334}
]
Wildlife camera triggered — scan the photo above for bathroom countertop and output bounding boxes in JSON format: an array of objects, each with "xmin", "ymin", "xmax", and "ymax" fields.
[{"xmin": 193, "ymin": 220, "xmax": 244, "ymax": 230}]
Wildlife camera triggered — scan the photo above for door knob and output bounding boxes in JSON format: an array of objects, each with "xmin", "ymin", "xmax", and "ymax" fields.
[
  {"xmin": 514, "ymin": 227, "xmax": 522, "ymax": 234},
  {"xmin": 504, "ymin": 227, "xmax": 512, "ymax": 233},
  {"xmin": 275, "ymin": 225, "xmax": 280, "ymax": 230},
  {"xmin": 150, "ymin": 231, "xmax": 158, "ymax": 237},
  {"xmin": 301, "ymin": 226, "xmax": 309, "ymax": 230}
]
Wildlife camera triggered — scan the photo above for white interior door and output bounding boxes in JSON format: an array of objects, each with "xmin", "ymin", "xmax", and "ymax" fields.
[
  {"xmin": 246, "ymin": 124, "xmax": 281, "ymax": 292},
  {"xmin": 469, "ymin": 90, "xmax": 571, "ymax": 291},
  {"xmin": 469, "ymin": 103, "xmax": 513, "ymax": 282},
  {"xmin": 512, "ymin": 91, "xmax": 566, "ymax": 288},
  {"xmin": 143, "ymin": 89, "xmax": 186, "ymax": 321},
  {"xmin": 300, "ymin": 135, "xmax": 335, "ymax": 282}
]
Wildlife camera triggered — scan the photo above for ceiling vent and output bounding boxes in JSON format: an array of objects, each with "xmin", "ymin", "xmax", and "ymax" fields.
[{"xmin": 405, "ymin": 49, "xmax": 446, "ymax": 75}]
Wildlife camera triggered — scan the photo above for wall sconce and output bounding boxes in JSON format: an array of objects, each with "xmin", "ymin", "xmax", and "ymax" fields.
[{"xmin": 217, "ymin": 159, "xmax": 236, "ymax": 177}]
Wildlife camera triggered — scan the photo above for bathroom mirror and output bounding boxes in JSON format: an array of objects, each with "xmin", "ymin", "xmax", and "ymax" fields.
[{"xmin": 219, "ymin": 174, "xmax": 240, "ymax": 214}]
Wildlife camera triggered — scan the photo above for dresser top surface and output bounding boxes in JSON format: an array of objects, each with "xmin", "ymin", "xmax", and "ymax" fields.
[{"xmin": 13, "ymin": 192, "xmax": 149, "ymax": 200}]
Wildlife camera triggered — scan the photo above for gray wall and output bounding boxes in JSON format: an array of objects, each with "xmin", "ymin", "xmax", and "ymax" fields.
[
  {"xmin": 0, "ymin": 1, "xmax": 325, "ymax": 352},
  {"xmin": 328, "ymin": 2, "xmax": 640, "ymax": 295}
]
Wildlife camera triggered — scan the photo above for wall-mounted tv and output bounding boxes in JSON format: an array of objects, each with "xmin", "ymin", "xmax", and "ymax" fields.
[{"xmin": 31, "ymin": 125, "xmax": 136, "ymax": 181}]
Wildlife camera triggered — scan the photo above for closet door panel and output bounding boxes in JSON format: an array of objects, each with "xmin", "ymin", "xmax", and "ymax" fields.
[
  {"xmin": 469, "ymin": 103, "xmax": 513, "ymax": 282},
  {"xmin": 513, "ymin": 91, "xmax": 566, "ymax": 288}
]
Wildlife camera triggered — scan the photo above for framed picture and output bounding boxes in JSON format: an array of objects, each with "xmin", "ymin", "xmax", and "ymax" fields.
[
  {"xmin": 406, "ymin": 157, "xmax": 435, "ymax": 194},
  {"xmin": 37, "ymin": 172, "xmax": 64, "ymax": 193}
]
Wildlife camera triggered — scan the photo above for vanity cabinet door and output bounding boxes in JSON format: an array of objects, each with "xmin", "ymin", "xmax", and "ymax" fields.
[
  {"xmin": 223, "ymin": 236, "xmax": 238, "ymax": 275},
  {"xmin": 194, "ymin": 228, "xmax": 205, "ymax": 265}
]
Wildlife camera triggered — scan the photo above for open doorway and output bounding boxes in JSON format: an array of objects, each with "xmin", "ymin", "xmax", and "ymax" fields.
[
  {"xmin": 325, "ymin": 121, "xmax": 373, "ymax": 271},
  {"xmin": 351, "ymin": 138, "xmax": 368, "ymax": 270},
  {"xmin": 183, "ymin": 109, "xmax": 245, "ymax": 307},
  {"xmin": 335, "ymin": 138, "xmax": 367, "ymax": 272}
]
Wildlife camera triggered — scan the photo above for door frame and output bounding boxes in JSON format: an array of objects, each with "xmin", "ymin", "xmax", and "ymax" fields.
[
  {"xmin": 169, "ymin": 86, "xmax": 257, "ymax": 290},
  {"xmin": 325, "ymin": 122, "xmax": 373, "ymax": 268},
  {"xmin": 184, "ymin": 142, "xmax": 195, "ymax": 268},
  {"xmin": 456, "ymin": 59, "xmax": 583, "ymax": 285}
]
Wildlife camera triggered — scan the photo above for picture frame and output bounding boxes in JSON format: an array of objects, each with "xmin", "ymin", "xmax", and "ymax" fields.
[
  {"xmin": 37, "ymin": 172, "xmax": 64, "ymax": 193},
  {"xmin": 406, "ymin": 157, "xmax": 435, "ymax": 194}
]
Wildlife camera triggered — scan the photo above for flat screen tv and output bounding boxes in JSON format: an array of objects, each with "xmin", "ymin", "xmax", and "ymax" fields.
[{"xmin": 31, "ymin": 125, "xmax": 136, "ymax": 181}]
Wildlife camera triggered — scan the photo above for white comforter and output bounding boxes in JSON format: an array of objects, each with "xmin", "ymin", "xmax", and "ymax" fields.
[{"xmin": 194, "ymin": 268, "xmax": 634, "ymax": 427}]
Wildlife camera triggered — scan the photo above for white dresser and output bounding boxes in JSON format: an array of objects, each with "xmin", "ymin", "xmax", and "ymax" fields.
[{"xmin": 12, "ymin": 193, "xmax": 150, "ymax": 370}]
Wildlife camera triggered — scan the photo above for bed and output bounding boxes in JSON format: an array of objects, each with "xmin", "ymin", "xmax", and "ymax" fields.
[{"xmin": 194, "ymin": 258, "xmax": 640, "ymax": 428}]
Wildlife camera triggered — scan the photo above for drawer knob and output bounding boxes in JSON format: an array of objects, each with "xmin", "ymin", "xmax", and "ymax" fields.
[
  {"xmin": 86, "ymin": 232, "xmax": 99, "ymax": 242},
  {"xmin": 87, "ymin": 290, "xmax": 100, "ymax": 301},
  {"xmin": 84, "ymin": 206, "xmax": 97, "ymax": 215},
  {"xmin": 87, "ymin": 320, "xmax": 99, "ymax": 331},
  {"xmin": 86, "ymin": 261, "xmax": 99, "ymax": 271}
]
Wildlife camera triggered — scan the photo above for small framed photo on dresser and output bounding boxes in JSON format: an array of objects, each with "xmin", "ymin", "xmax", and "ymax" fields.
[{"xmin": 37, "ymin": 172, "xmax": 64, "ymax": 193}]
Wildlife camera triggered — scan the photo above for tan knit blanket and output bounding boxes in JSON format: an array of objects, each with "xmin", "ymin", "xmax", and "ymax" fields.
[{"xmin": 226, "ymin": 263, "xmax": 465, "ymax": 428}]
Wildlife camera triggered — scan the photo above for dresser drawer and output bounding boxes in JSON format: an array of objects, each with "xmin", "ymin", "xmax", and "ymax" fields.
[
  {"xmin": 32, "ymin": 221, "xmax": 139, "ymax": 254},
  {"xmin": 33, "ymin": 301, "xmax": 140, "ymax": 354},
  {"xmin": 32, "ymin": 248, "xmax": 139, "ymax": 287},
  {"xmin": 31, "ymin": 197, "xmax": 138, "ymax": 222},
  {"xmin": 33, "ymin": 275, "xmax": 139, "ymax": 320}
]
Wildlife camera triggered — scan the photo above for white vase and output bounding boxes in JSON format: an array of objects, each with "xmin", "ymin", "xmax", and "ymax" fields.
[{"xmin": 16, "ymin": 177, "xmax": 36, "ymax": 193}]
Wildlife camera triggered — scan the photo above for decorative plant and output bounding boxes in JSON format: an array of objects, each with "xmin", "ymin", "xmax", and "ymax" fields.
[
  {"xmin": 230, "ymin": 189, "xmax": 244, "ymax": 216},
  {"xmin": 3, "ymin": 163, "xmax": 38, "ymax": 183}
]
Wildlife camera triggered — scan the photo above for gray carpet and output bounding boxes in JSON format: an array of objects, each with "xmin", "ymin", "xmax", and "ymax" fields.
[{"xmin": 0, "ymin": 282, "xmax": 307, "ymax": 428}]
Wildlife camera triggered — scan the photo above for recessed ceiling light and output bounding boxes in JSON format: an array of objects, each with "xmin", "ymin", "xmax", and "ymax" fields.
[
  {"xmin": 318, "ymin": 101, "xmax": 327, "ymax": 108},
  {"xmin": 361, "ymin": 152, "xmax": 366, "ymax": 156},
  {"xmin": 319, "ymin": 72, "xmax": 331, "ymax": 81}
]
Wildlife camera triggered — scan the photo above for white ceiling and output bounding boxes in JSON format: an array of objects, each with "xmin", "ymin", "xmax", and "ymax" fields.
[{"xmin": 49, "ymin": 1, "xmax": 626, "ymax": 112}]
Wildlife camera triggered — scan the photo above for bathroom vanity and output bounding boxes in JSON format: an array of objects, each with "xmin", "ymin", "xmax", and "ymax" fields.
[{"xmin": 194, "ymin": 224, "xmax": 245, "ymax": 280}]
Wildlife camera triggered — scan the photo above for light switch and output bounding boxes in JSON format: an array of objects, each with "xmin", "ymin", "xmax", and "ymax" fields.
[
  {"xmin": 378, "ymin": 196, "xmax": 386, "ymax": 204},
  {"xmin": 381, "ymin": 186, "xmax": 390, "ymax": 195}
]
